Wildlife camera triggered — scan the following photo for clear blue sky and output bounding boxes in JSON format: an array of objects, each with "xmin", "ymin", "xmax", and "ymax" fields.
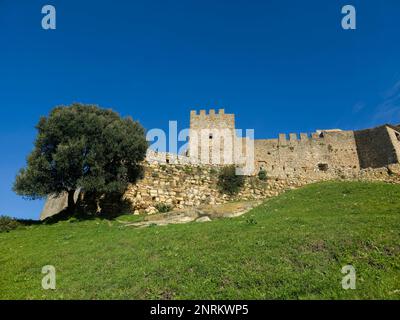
[{"xmin": 0, "ymin": 0, "xmax": 399, "ymax": 219}]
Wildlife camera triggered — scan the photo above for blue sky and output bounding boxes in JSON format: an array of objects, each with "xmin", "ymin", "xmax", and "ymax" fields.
[{"xmin": 0, "ymin": 0, "xmax": 399, "ymax": 219}]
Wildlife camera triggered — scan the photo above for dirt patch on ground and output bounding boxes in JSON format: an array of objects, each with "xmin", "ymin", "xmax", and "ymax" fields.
[{"xmin": 121, "ymin": 200, "xmax": 262, "ymax": 228}]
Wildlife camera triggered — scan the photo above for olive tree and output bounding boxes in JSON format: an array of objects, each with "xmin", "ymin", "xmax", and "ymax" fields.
[{"xmin": 13, "ymin": 103, "xmax": 148, "ymax": 214}]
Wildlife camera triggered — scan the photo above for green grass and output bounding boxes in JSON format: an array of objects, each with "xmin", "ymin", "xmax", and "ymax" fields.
[{"xmin": 1, "ymin": 181, "xmax": 400, "ymax": 300}]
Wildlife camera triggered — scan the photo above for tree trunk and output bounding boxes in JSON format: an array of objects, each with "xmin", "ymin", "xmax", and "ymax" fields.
[{"xmin": 66, "ymin": 189, "xmax": 76, "ymax": 214}]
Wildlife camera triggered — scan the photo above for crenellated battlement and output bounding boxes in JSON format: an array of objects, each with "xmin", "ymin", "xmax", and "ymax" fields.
[
  {"xmin": 275, "ymin": 129, "xmax": 351, "ymax": 145},
  {"xmin": 189, "ymin": 108, "xmax": 234, "ymax": 130},
  {"xmin": 190, "ymin": 108, "xmax": 226, "ymax": 117}
]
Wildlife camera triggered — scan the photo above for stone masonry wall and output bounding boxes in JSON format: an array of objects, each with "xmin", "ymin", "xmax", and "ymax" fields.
[
  {"xmin": 186, "ymin": 109, "xmax": 400, "ymax": 181},
  {"xmin": 41, "ymin": 161, "xmax": 400, "ymax": 220},
  {"xmin": 124, "ymin": 162, "xmax": 270, "ymax": 214},
  {"xmin": 122, "ymin": 160, "xmax": 400, "ymax": 215},
  {"xmin": 254, "ymin": 130, "xmax": 360, "ymax": 179},
  {"xmin": 122, "ymin": 111, "xmax": 400, "ymax": 215}
]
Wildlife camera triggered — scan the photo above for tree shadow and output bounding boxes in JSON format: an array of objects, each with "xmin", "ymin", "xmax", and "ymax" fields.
[
  {"xmin": 15, "ymin": 218, "xmax": 43, "ymax": 226},
  {"xmin": 42, "ymin": 191, "xmax": 133, "ymax": 224},
  {"xmin": 41, "ymin": 165, "xmax": 144, "ymax": 224}
]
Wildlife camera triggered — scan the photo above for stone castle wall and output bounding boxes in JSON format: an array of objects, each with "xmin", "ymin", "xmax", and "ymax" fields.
[
  {"xmin": 122, "ymin": 160, "xmax": 400, "ymax": 215},
  {"xmin": 124, "ymin": 161, "xmax": 269, "ymax": 214},
  {"xmin": 187, "ymin": 109, "xmax": 400, "ymax": 179},
  {"xmin": 254, "ymin": 130, "xmax": 360, "ymax": 179},
  {"xmin": 124, "ymin": 110, "xmax": 400, "ymax": 214},
  {"xmin": 41, "ymin": 159, "xmax": 400, "ymax": 220}
]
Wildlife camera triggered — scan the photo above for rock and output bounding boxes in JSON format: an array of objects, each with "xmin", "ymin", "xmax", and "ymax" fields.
[
  {"xmin": 388, "ymin": 164, "xmax": 400, "ymax": 175},
  {"xmin": 145, "ymin": 206, "xmax": 158, "ymax": 215},
  {"xmin": 196, "ymin": 216, "xmax": 211, "ymax": 223},
  {"xmin": 40, "ymin": 189, "xmax": 81, "ymax": 221}
]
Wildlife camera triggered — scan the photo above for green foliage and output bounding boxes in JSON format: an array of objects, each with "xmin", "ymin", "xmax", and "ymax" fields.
[
  {"xmin": 245, "ymin": 217, "xmax": 258, "ymax": 225},
  {"xmin": 258, "ymin": 169, "xmax": 268, "ymax": 181},
  {"xmin": 1, "ymin": 181, "xmax": 399, "ymax": 299},
  {"xmin": 217, "ymin": 165, "xmax": 245, "ymax": 195},
  {"xmin": 155, "ymin": 203, "xmax": 173, "ymax": 213},
  {"xmin": 13, "ymin": 104, "xmax": 148, "ymax": 203},
  {"xmin": 209, "ymin": 167, "xmax": 218, "ymax": 176},
  {"xmin": 0, "ymin": 216, "xmax": 20, "ymax": 233},
  {"xmin": 183, "ymin": 166, "xmax": 193, "ymax": 174}
]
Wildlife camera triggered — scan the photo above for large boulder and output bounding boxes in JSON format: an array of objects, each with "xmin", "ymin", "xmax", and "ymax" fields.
[
  {"xmin": 40, "ymin": 190, "xmax": 80, "ymax": 221},
  {"xmin": 388, "ymin": 163, "xmax": 400, "ymax": 176}
]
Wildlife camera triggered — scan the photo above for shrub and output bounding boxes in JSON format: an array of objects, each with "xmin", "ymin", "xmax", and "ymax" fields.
[
  {"xmin": 217, "ymin": 165, "xmax": 245, "ymax": 195},
  {"xmin": 258, "ymin": 169, "xmax": 268, "ymax": 181},
  {"xmin": 246, "ymin": 217, "xmax": 258, "ymax": 225},
  {"xmin": 210, "ymin": 168, "xmax": 218, "ymax": 176},
  {"xmin": 155, "ymin": 203, "xmax": 173, "ymax": 213},
  {"xmin": 0, "ymin": 215, "xmax": 20, "ymax": 233},
  {"xmin": 183, "ymin": 166, "xmax": 193, "ymax": 174}
]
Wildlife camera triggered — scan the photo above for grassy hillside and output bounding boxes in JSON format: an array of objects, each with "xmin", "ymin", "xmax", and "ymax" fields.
[{"xmin": 1, "ymin": 181, "xmax": 399, "ymax": 300}]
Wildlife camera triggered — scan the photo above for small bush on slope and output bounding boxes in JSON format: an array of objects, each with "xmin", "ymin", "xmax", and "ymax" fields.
[{"xmin": 0, "ymin": 216, "xmax": 20, "ymax": 233}]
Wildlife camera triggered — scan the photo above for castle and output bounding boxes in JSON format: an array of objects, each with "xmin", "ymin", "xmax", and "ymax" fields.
[
  {"xmin": 41, "ymin": 109, "xmax": 400, "ymax": 219},
  {"xmin": 157, "ymin": 108, "xmax": 400, "ymax": 179}
]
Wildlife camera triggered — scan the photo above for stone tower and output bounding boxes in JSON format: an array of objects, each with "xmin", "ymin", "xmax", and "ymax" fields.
[{"xmin": 188, "ymin": 109, "xmax": 236, "ymax": 164}]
